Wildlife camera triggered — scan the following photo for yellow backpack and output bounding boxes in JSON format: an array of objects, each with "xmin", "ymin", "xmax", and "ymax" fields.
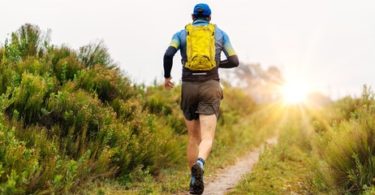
[{"xmin": 185, "ymin": 23, "xmax": 216, "ymax": 71}]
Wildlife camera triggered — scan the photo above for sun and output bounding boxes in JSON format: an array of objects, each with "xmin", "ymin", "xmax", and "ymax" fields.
[{"xmin": 281, "ymin": 82, "xmax": 309, "ymax": 104}]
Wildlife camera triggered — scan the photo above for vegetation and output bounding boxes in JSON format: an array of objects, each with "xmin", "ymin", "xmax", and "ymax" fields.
[
  {"xmin": 232, "ymin": 86, "xmax": 375, "ymax": 194},
  {"xmin": 0, "ymin": 24, "xmax": 186, "ymax": 194},
  {"xmin": 230, "ymin": 107, "xmax": 323, "ymax": 194},
  {"xmin": 85, "ymin": 81, "xmax": 279, "ymax": 194},
  {"xmin": 4, "ymin": 23, "xmax": 373, "ymax": 195},
  {"xmin": 0, "ymin": 24, "xmax": 268, "ymax": 194}
]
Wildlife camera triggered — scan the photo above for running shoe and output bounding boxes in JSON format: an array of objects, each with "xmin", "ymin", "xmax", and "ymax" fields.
[{"xmin": 190, "ymin": 163, "xmax": 204, "ymax": 194}]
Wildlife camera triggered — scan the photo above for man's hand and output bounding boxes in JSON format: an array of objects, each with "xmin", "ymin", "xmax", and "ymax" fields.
[{"xmin": 164, "ymin": 77, "xmax": 174, "ymax": 89}]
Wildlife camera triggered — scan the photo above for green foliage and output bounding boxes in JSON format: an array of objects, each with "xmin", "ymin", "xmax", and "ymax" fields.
[
  {"xmin": 14, "ymin": 57, "xmax": 50, "ymax": 76},
  {"xmin": 0, "ymin": 96, "xmax": 45, "ymax": 194},
  {"xmin": 0, "ymin": 125, "xmax": 38, "ymax": 194},
  {"xmin": 143, "ymin": 86, "xmax": 185, "ymax": 134},
  {"xmin": 321, "ymin": 86, "xmax": 375, "ymax": 194},
  {"xmin": 75, "ymin": 65, "xmax": 135, "ymax": 102},
  {"xmin": 233, "ymin": 86, "xmax": 375, "ymax": 194},
  {"xmin": 364, "ymin": 186, "xmax": 375, "ymax": 195},
  {"xmin": 78, "ymin": 41, "xmax": 113, "ymax": 68},
  {"xmin": 45, "ymin": 46, "xmax": 82, "ymax": 83},
  {"xmin": 0, "ymin": 48, "xmax": 4, "ymax": 63},
  {"xmin": 3, "ymin": 24, "xmax": 49, "ymax": 62},
  {"xmin": 0, "ymin": 24, "xmax": 264, "ymax": 194},
  {"xmin": 7, "ymin": 73, "xmax": 55, "ymax": 124},
  {"xmin": 231, "ymin": 109, "xmax": 325, "ymax": 195},
  {"xmin": 0, "ymin": 64, "xmax": 20, "ymax": 94},
  {"xmin": 218, "ymin": 86, "xmax": 256, "ymax": 126},
  {"xmin": 47, "ymin": 89, "xmax": 115, "ymax": 156},
  {"xmin": 0, "ymin": 24, "xmax": 186, "ymax": 193},
  {"xmin": 87, "ymin": 85, "xmax": 266, "ymax": 194}
]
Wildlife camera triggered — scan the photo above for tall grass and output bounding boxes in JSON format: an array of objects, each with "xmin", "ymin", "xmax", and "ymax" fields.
[
  {"xmin": 318, "ymin": 86, "xmax": 375, "ymax": 194},
  {"xmin": 233, "ymin": 86, "xmax": 375, "ymax": 194}
]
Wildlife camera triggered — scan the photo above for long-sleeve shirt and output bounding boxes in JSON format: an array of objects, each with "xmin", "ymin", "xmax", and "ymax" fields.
[{"xmin": 164, "ymin": 19, "xmax": 238, "ymax": 82}]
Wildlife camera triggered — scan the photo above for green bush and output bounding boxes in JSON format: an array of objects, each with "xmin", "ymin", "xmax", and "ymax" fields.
[
  {"xmin": 47, "ymin": 89, "xmax": 115, "ymax": 156},
  {"xmin": 78, "ymin": 41, "xmax": 113, "ymax": 68},
  {"xmin": 75, "ymin": 65, "xmax": 135, "ymax": 102},
  {"xmin": 143, "ymin": 85, "xmax": 185, "ymax": 134},
  {"xmin": 3, "ymin": 24, "xmax": 48, "ymax": 62},
  {"xmin": 0, "ymin": 48, "xmax": 4, "ymax": 63},
  {"xmin": 322, "ymin": 88, "xmax": 375, "ymax": 194},
  {"xmin": 0, "ymin": 24, "xmax": 186, "ymax": 193},
  {"xmin": 46, "ymin": 46, "xmax": 82, "ymax": 82},
  {"xmin": 0, "ymin": 65, "xmax": 21, "ymax": 94},
  {"xmin": 7, "ymin": 73, "xmax": 55, "ymax": 124},
  {"xmin": 0, "ymin": 123, "xmax": 39, "ymax": 194}
]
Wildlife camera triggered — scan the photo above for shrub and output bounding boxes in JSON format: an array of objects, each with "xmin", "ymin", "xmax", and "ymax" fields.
[
  {"xmin": 0, "ymin": 65, "xmax": 21, "ymax": 94},
  {"xmin": 319, "ymin": 86, "xmax": 375, "ymax": 193},
  {"xmin": 143, "ymin": 86, "xmax": 185, "ymax": 134},
  {"xmin": 7, "ymin": 73, "xmax": 55, "ymax": 124},
  {"xmin": 42, "ymin": 46, "xmax": 85, "ymax": 84},
  {"xmin": 14, "ymin": 57, "xmax": 50, "ymax": 76},
  {"xmin": 0, "ymin": 125, "xmax": 40, "ymax": 194},
  {"xmin": 3, "ymin": 24, "xmax": 49, "ymax": 62},
  {"xmin": 78, "ymin": 41, "xmax": 113, "ymax": 68},
  {"xmin": 0, "ymin": 48, "xmax": 4, "ymax": 63},
  {"xmin": 219, "ymin": 86, "xmax": 256, "ymax": 126},
  {"xmin": 75, "ymin": 65, "xmax": 135, "ymax": 102},
  {"xmin": 46, "ymin": 89, "xmax": 117, "ymax": 156}
]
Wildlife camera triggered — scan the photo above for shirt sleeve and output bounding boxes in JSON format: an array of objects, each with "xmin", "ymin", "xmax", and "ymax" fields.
[
  {"xmin": 222, "ymin": 32, "xmax": 237, "ymax": 57},
  {"xmin": 169, "ymin": 32, "xmax": 181, "ymax": 49}
]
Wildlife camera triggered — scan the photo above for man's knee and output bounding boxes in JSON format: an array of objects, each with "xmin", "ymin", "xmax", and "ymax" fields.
[
  {"xmin": 186, "ymin": 120, "xmax": 201, "ymax": 140},
  {"xmin": 199, "ymin": 114, "xmax": 217, "ymax": 131},
  {"xmin": 188, "ymin": 130, "xmax": 201, "ymax": 143}
]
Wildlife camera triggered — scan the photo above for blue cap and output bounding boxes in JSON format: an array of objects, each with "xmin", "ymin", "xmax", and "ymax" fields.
[{"xmin": 193, "ymin": 3, "xmax": 211, "ymax": 17}]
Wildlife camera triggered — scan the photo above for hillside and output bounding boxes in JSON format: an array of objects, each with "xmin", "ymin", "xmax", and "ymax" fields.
[{"xmin": 0, "ymin": 24, "xmax": 265, "ymax": 194}]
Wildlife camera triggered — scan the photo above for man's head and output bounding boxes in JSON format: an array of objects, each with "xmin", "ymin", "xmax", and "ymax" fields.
[{"xmin": 192, "ymin": 3, "xmax": 211, "ymax": 22}]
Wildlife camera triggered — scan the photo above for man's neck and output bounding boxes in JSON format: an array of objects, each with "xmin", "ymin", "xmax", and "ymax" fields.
[{"xmin": 193, "ymin": 19, "xmax": 209, "ymax": 24}]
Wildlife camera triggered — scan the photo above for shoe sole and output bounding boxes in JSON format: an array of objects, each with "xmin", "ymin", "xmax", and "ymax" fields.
[{"xmin": 190, "ymin": 164, "xmax": 204, "ymax": 194}]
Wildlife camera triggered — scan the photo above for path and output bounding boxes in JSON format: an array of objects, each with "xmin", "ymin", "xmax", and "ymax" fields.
[{"xmin": 203, "ymin": 137, "xmax": 278, "ymax": 195}]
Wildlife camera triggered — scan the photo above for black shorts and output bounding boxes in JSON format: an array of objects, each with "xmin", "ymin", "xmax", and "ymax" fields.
[{"xmin": 180, "ymin": 80, "xmax": 223, "ymax": 120}]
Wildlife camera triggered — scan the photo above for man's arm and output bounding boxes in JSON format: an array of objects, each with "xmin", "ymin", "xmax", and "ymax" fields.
[
  {"xmin": 219, "ymin": 55, "xmax": 239, "ymax": 68},
  {"xmin": 163, "ymin": 46, "xmax": 178, "ymax": 78},
  {"xmin": 163, "ymin": 46, "xmax": 178, "ymax": 89},
  {"xmin": 219, "ymin": 29, "xmax": 239, "ymax": 69},
  {"xmin": 163, "ymin": 32, "xmax": 180, "ymax": 89}
]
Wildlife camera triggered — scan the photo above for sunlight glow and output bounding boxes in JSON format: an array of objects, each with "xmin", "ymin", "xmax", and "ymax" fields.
[{"xmin": 281, "ymin": 82, "xmax": 309, "ymax": 104}]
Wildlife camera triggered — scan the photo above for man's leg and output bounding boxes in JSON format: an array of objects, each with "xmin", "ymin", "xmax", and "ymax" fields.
[
  {"xmin": 185, "ymin": 118, "xmax": 201, "ymax": 168},
  {"xmin": 197, "ymin": 114, "xmax": 217, "ymax": 160},
  {"xmin": 186, "ymin": 118, "xmax": 204, "ymax": 194},
  {"xmin": 189, "ymin": 114, "xmax": 216, "ymax": 194}
]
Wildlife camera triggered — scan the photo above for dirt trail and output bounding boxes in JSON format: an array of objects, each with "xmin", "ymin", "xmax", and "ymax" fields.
[{"xmin": 202, "ymin": 137, "xmax": 278, "ymax": 195}]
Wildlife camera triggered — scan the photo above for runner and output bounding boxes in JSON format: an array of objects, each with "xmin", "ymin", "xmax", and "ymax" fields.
[{"xmin": 163, "ymin": 3, "xmax": 239, "ymax": 194}]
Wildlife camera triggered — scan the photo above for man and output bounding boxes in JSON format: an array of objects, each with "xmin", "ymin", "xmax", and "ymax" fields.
[{"xmin": 163, "ymin": 3, "xmax": 239, "ymax": 194}]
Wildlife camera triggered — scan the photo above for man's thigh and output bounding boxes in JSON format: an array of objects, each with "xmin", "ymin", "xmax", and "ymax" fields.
[{"xmin": 197, "ymin": 80, "xmax": 223, "ymax": 118}]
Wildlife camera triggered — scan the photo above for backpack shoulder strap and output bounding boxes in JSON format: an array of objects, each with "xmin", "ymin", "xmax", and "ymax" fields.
[
  {"xmin": 208, "ymin": 23, "xmax": 215, "ymax": 29},
  {"xmin": 208, "ymin": 23, "xmax": 216, "ymax": 35},
  {"xmin": 185, "ymin": 23, "xmax": 193, "ymax": 34}
]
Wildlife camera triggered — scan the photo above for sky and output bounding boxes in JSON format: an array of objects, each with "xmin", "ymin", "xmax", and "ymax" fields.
[{"xmin": 1, "ymin": 0, "xmax": 375, "ymax": 98}]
